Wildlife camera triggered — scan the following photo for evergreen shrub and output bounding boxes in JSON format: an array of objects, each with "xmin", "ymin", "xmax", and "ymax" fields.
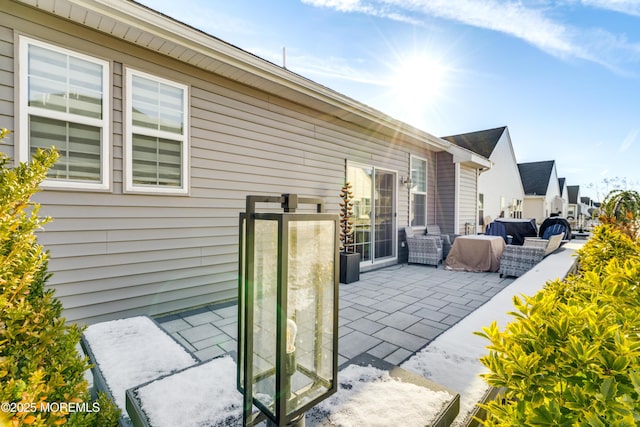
[
  {"xmin": 476, "ymin": 225, "xmax": 640, "ymax": 426},
  {"xmin": 0, "ymin": 129, "xmax": 119, "ymax": 426}
]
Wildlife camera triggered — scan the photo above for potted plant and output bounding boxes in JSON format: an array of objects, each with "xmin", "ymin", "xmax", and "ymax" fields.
[{"xmin": 339, "ymin": 182, "xmax": 360, "ymax": 283}]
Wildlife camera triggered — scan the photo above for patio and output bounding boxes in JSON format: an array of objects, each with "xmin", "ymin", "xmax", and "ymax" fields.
[
  {"xmin": 155, "ymin": 265, "xmax": 517, "ymax": 367},
  {"xmin": 85, "ymin": 241, "xmax": 583, "ymax": 427}
]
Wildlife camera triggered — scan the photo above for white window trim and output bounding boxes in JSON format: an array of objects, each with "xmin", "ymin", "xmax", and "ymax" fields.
[
  {"xmin": 18, "ymin": 36, "xmax": 111, "ymax": 191},
  {"xmin": 124, "ymin": 67, "xmax": 189, "ymax": 195},
  {"xmin": 409, "ymin": 155, "xmax": 428, "ymax": 228}
]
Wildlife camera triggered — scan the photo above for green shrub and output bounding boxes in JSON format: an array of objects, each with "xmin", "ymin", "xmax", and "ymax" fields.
[
  {"xmin": 476, "ymin": 226, "xmax": 640, "ymax": 426},
  {"xmin": 0, "ymin": 129, "xmax": 119, "ymax": 426}
]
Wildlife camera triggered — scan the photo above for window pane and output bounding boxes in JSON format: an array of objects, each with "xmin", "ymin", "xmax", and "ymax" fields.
[
  {"xmin": 30, "ymin": 115, "xmax": 101, "ymax": 182},
  {"xmin": 132, "ymin": 134, "xmax": 182, "ymax": 187},
  {"xmin": 132, "ymin": 75, "xmax": 160, "ymax": 130},
  {"xmin": 411, "ymin": 158, "xmax": 427, "ymax": 193},
  {"xmin": 28, "ymin": 44, "xmax": 103, "ymax": 119},
  {"xmin": 132, "ymin": 75, "xmax": 184, "ymax": 134},
  {"xmin": 411, "ymin": 193, "xmax": 426, "ymax": 227},
  {"xmin": 29, "ymin": 76, "xmax": 67, "ymax": 113},
  {"xmin": 159, "ymin": 84, "xmax": 183, "ymax": 133}
]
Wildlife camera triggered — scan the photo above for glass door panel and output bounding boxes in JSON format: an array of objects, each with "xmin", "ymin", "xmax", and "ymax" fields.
[
  {"xmin": 374, "ymin": 170, "xmax": 396, "ymax": 260},
  {"xmin": 347, "ymin": 164, "xmax": 396, "ymax": 265},
  {"xmin": 347, "ymin": 165, "xmax": 372, "ymax": 263}
]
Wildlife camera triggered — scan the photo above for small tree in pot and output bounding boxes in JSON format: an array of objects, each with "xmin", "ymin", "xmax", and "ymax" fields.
[
  {"xmin": 339, "ymin": 182, "xmax": 355, "ymax": 252},
  {"xmin": 339, "ymin": 182, "xmax": 359, "ymax": 283}
]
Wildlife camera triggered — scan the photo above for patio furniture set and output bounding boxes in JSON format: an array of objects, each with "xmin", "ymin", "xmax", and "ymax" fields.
[{"xmin": 406, "ymin": 218, "xmax": 571, "ymax": 278}]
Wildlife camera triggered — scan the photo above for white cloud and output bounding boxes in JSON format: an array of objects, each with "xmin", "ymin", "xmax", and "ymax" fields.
[
  {"xmin": 302, "ymin": 0, "xmax": 422, "ymax": 24},
  {"xmin": 620, "ymin": 128, "xmax": 638, "ymax": 153},
  {"xmin": 301, "ymin": 0, "xmax": 640, "ymax": 72},
  {"xmin": 392, "ymin": 0, "xmax": 582, "ymax": 58},
  {"xmin": 580, "ymin": 0, "xmax": 640, "ymax": 17}
]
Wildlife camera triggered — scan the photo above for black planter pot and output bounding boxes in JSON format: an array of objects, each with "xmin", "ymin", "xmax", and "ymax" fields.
[{"xmin": 340, "ymin": 252, "xmax": 360, "ymax": 284}]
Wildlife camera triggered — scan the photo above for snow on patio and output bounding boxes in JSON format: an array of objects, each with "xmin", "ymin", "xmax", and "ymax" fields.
[
  {"xmin": 82, "ymin": 316, "xmax": 197, "ymax": 418},
  {"xmin": 131, "ymin": 355, "xmax": 453, "ymax": 427}
]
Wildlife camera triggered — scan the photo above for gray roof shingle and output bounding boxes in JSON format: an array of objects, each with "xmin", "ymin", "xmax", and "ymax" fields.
[
  {"xmin": 441, "ymin": 126, "xmax": 506, "ymax": 158},
  {"xmin": 567, "ymin": 185, "xmax": 580, "ymax": 204},
  {"xmin": 518, "ymin": 160, "xmax": 555, "ymax": 195}
]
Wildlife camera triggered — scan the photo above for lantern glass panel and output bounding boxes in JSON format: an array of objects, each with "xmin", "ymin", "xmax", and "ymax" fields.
[
  {"xmin": 251, "ymin": 218, "xmax": 279, "ymax": 410},
  {"xmin": 286, "ymin": 219, "xmax": 336, "ymax": 415}
]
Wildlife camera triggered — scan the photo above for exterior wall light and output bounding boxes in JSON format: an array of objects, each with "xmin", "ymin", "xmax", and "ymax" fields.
[{"xmin": 401, "ymin": 175, "xmax": 413, "ymax": 188}]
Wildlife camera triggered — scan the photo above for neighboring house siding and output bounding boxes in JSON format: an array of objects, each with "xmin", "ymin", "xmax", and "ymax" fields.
[
  {"xmin": 523, "ymin": 197, "xmax": 545, "ymax": 224},
  {"xmin": 458, "ymin": 165, "xmax": 477, "ymax": 235},
  {"xmin": 478, "ymin": 132, "xmax": 524, "ymax": 222},
  {"xmin": 2, "ymin": 5, "xmax": 447, "ymax": 324}
]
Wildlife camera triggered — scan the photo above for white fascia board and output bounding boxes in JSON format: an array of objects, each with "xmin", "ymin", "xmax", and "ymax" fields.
[{"xmin": 449, "ymin": 145, "xmax": 491, "ymax": 170}]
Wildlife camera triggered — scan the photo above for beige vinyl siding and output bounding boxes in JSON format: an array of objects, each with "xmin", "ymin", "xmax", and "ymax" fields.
[
  {"xmin": 458, "ymin": 165, "xmax": 478, "ymax": 235},
  {"xmin": 4, "ymin": 3, "xmax": 446, "ymax": 324},
  {"xmin": 435, "ymin": 152, "xmax": 455, "ymax": 234},
  {"xmin": 0, "ymin": 24, "xmax": 14, "ymax": 158}
]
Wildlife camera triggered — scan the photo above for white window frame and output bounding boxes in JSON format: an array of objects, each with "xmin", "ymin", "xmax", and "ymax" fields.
[
  {"xmin": 18, "ymin": 36, "xmax": 110, "ymax": 190},
  {"xmin": 124, "ymin": 68, "xmax": 189, "ymax": 195},
  {"xmin": 410, "ymin": 155, "xmax": 428, "ymax": 228}
]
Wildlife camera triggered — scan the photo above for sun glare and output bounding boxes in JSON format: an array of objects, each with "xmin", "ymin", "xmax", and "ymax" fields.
[
  {"xmin": 389, "ymin": 55, "xmax": 447, "ymax": 103},
  {"xmin": 382, "ymin": 53, "xmax": 452, "ymax": 128}
]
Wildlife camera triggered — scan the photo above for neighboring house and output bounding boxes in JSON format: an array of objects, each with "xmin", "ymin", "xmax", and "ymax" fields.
[
  {"xmin": 567, "ymin": 185, "xmax": 581, "ymax": 221},
  {"xmin": 442, "ymin": 126, "xmax": 524, "ymax": 232},
  {"xmin": 580, "ymin": 197, "xmax": 596, "ymax": 222},
  {"xmin": 558, "ymin": 177, "xmax": 569, "ymax": 217},
  {"xmin": 1, "ymin": 0, "xmax": 489, "ymax": 324},
  {"xmin": 517, "ymin": 160, "xmax": 563, "ymax": 225}
]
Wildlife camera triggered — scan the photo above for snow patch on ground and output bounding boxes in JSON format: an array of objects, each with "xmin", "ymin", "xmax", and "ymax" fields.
[
  {"xmin": 134, "ymin": 357, "xmax": 453, "ymax": 427},
  {"xmin": 83, "ymin": 316, "xmax": 197, "ymax": 415}
]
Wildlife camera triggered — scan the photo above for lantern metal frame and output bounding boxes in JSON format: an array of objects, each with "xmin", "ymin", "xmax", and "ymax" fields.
[{"xmin": 238, "ymin": 194, "xmax": 339, "ymax": 427}]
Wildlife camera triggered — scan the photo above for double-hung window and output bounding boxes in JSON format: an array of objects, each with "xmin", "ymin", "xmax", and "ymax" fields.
[
  {"xmin": 19, "ymin": 37, "xmax": 110, "ymax": 190},
  {"xmin": 124, "ymin": 69, "xmax": 189, "ymax": 194},
  {"xmin": 410, "ymin": 156, "xmax": 427, "ymax": 227}
]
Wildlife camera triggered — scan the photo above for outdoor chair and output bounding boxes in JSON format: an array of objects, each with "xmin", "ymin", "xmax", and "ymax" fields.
[
  {"xmin": 405, "ymin": 228, "xmax": 443, "ymax": 267},
  {"xmin": 539, "ymin": 217, "xmax": 572, "ymax": 242},
  {"xmin": 425, "ymin": 224, "xmax": 456, "ymax": 257},
  {"xmin": 541, "ymin": 223, "xmax": 568, "ymax": 240},
  {"xmin": 499, "ymin": 233, "xmax": 564, "ymax": 278}
]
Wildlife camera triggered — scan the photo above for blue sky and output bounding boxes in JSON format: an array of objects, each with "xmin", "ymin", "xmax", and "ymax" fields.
[{"xmin": 139, "ymin": 0, "xmax": 640, "ymax": 201}]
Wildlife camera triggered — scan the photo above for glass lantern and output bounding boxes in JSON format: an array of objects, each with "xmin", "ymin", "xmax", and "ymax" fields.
[{"xmin": 238, "ymin": 194, "xmax": 339, "ymax": 427}]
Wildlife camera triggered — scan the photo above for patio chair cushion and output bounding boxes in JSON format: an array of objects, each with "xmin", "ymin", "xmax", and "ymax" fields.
[
  {"xmin": 426, "ymin": 224, "xmax": 443, "ymax": 235},
  {"xmin": 425, "ymin": 224, "xmax": 455, "ymax": 257},
  {"xmin": 539, "ymin": 217, "xmax": 572, "ymax": 241},
  {"xmin": 542, "ymin": 223, "xmax": 567, "ymax": 240}
]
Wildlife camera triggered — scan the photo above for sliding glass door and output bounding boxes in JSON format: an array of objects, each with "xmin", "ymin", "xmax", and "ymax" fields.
[{"xmin": 347, "ymin": 163, "xmax": 397, "ymax": 266}]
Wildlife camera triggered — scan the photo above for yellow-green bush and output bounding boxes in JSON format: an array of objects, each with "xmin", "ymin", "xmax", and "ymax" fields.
[
  {"xmin": 0, "ymin": 129, "xmax": 119, "ymax": 426},
  {"xmin": 576, "ymin": 224, "xmax": 640, "ymax": 274},
  {"xmin": 476, "ymin": 226, "xmax": 640, "ymax": 426}
]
